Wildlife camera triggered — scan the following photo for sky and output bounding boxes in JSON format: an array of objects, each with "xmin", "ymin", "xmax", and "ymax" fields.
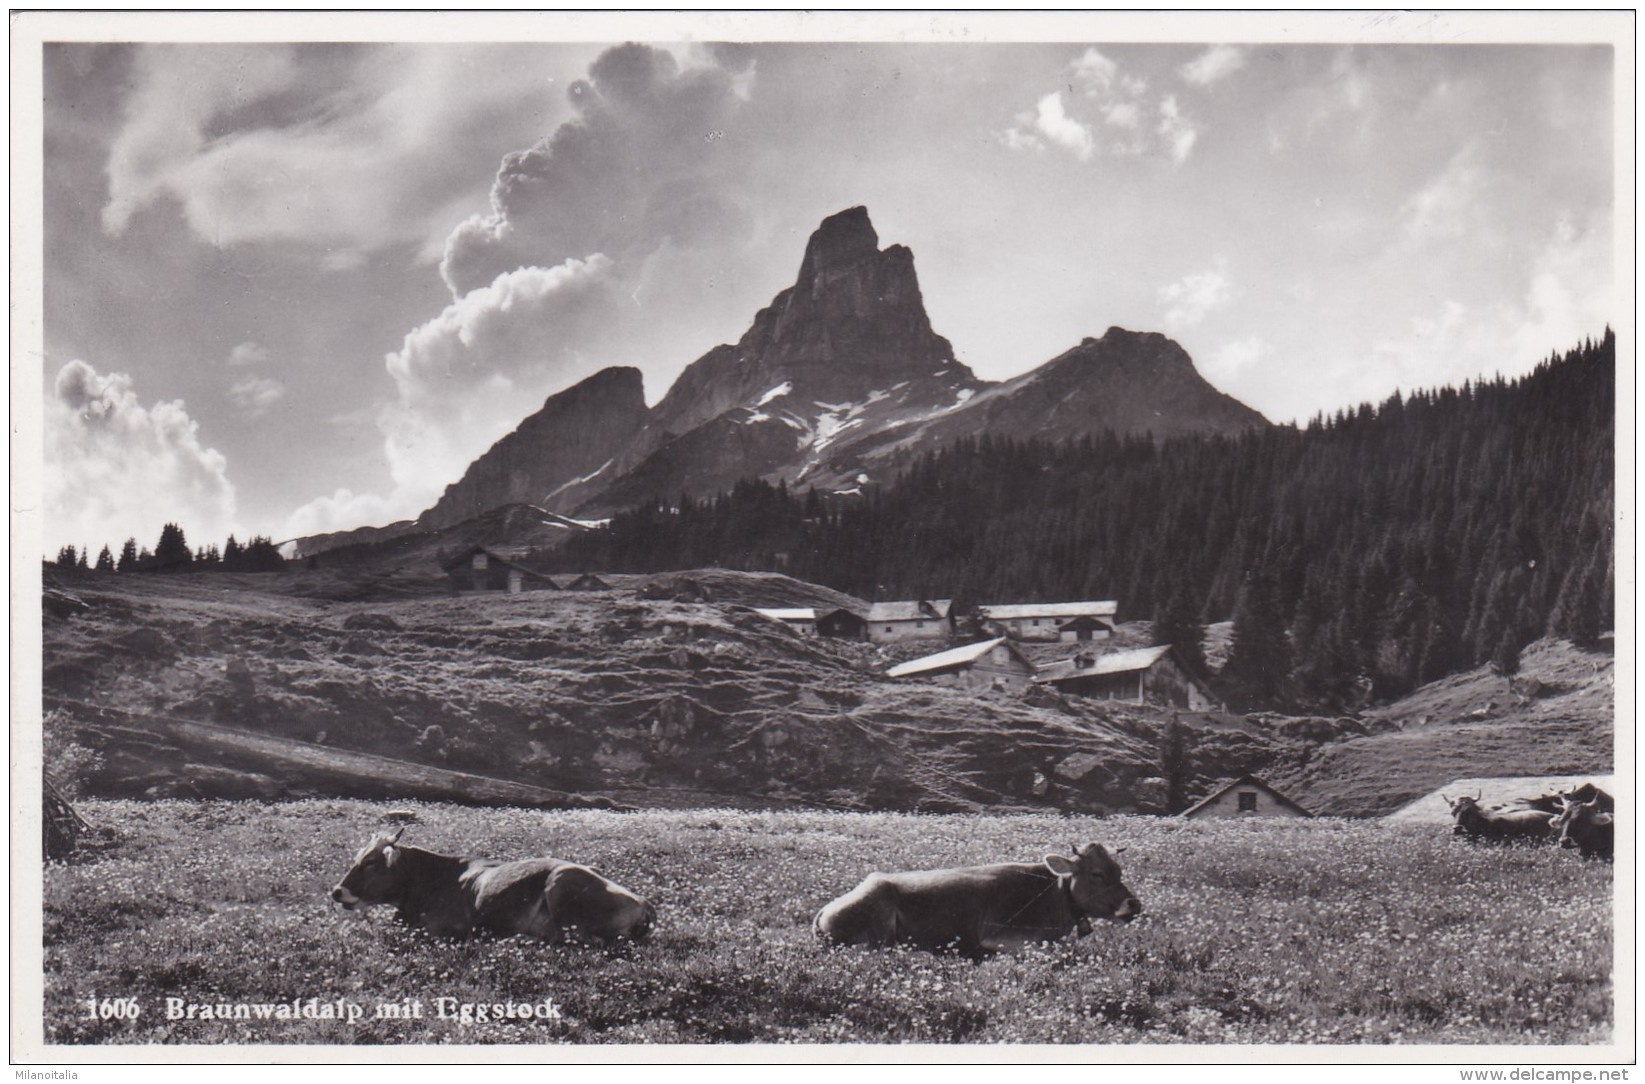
[{"xmin": 32, "ymin": 17, "xmax": 1623, "ymax": 557}]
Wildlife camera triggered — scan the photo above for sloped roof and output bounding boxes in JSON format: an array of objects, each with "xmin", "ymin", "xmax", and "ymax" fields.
[
  {"xmin": 754, "ymin": 607, "xmax": 817, "ymax": 622},
  {"xmin": 867, "ymin": 599, "xmax": 953, "ymax": 622},
  {"xmin": 978, "ymin": 601, "xmax": 1118, "ymax": 621},
  {"xmin": 887, "ymin": 637, "xmax": 1014, "ymax": 678},
  {"xmin": 1182, "ymin": 774, "xmax": 1312, "ymax": 818},
  {"xmin": 1385, "ymin": 774, "xmax": 1616, "ymax": 824},
  {"xmin": 1035, "ymin": 644, "xmax": 1173, "ymax": 683},
  {"xmin": 438, "ymin": 544, "xmax": 548, "ymax": 578}
]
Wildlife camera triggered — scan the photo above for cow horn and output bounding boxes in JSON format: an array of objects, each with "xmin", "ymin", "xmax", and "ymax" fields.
[{"xmin": 390, "ymin": 825, "xmax": 406, "ymax": 843}]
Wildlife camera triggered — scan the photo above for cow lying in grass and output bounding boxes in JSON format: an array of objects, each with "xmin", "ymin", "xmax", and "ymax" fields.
[
  {"xmin": 1444, "ymin": 794, "xmax": 1556, "ymax": 845},
  {"xmin": 1550, "ymin": 794, "xmax": 1614, "ymax": 860},
  {"xmin": 331, "ymin": 829, "xmax": 655, "ymax": 942},
  {"xmin": 814, "ymin": 842, "xmax": 1141, "ymax": 957}
]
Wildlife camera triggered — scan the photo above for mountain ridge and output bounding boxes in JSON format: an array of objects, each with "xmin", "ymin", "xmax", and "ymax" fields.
[{"xmin": 292, "ymin": 207, "xmax": 1267, "ymax": 555}]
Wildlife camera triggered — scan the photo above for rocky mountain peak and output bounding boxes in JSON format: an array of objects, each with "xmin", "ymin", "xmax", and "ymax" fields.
[{"xmin": 796, "ymin": 205, "xmax": 881, "ymax": 284}]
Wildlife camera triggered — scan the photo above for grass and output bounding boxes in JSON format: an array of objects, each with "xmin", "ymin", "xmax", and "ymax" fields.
[{"xmin": 40, "ymin": 800, "xmax": 1613, "ymax": 1047}]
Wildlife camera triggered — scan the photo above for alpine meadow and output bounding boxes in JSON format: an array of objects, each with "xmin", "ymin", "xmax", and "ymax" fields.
[{"xmin": 27, "ymin": 22, "xmax": 1626, "ymax": 1063}]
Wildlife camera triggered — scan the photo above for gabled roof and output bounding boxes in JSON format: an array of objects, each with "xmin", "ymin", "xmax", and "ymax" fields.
[
  {"xmin": 754, "ymin": 607, "xmax": 817, "ymax": 622},
  {"xmin": 1181, "ymin": 774, "xmax": 1312, "ymax": 818},
  {"xmin": 867, "ymin": 599, "xmax": 953, "ymax": 622},
  {"xmin": 887, "ymin": 637, "xmax": 1018, "ymax": 678},
  {"xmin": 438, "ymin": 544, "xmax": 547, "ymax": 578},
  {"xmin": 564, "ymin": 573, "xmax": 611, "ymax": 589},
  {"xmin": 978, "ymin": 601, "xmax": 1118, "ymax": 621},
  {"xmin": 1035, "ymin": 644, "xmax": 1173, "ymax": 683}
]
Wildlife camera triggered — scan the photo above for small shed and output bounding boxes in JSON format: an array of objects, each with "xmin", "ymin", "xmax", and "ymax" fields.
[
  {"xmin": 977, "ymin": 601, "xmax": 1118, "ymax": 643},
  {"xmin": 817, "ymin": 608, "xmax": 869, "ymax": 640},
  {"xmin": 1182, "ymin": 775, "xmax": 1312, "ymax": 820},
  {"xmin": 866, "ymin": 599, "xmax": 954, "ymax": 644},
  {"xmin": 564, "ymin": 573, "xmax": 612, "ymax": 591},
  {"xmin": 753, "ymin": 607, "xmax": 817, "ymax": 635},
  {"xmin": 440, "ymin": 546, "xmax": 558, "ymax": 595},
  {"xmin": 886, "ymin": 637, "xmax": 1035, "ymax": 693},
  {"xmin": 1035, "ymin": 644, "xmax": 1218, "ymax": 710}
]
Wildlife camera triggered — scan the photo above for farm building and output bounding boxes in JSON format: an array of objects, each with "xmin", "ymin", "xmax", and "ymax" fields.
[
  {"xmin": 439, "ymin": 546, "xmax": 558, "ymax": 595},
  {"xmin": 1182, "ymin": 775, "xmax": 1312, "ymax": 820},
  {"xmin": 753, "ymin": 607, "xmax": 817, "ymax": 635},
  {"xmin": 1034, "ymin": 644, "xmax": 1218, "ymax": 710},
  {"xmin": 866, "ymin": 599, "xmax": 955, "ymax": 644},
  {"xmin": 886, "ymin": 637, "xmax": 1035, "ymax": 693},
  {"xmin": 563, "ymin": 573, "xmax": 612, "ymax": 591},
  {"xmin": 1385, "ymin": 774, "xmax": 1617, "ymax": 824},
  {"xmin": 816, "ymin": 608, "xmax": 869, "ymax": 640},
  {"xmin": 976, "ymin": 601, "xmax": 1118, "ymax": 642}
]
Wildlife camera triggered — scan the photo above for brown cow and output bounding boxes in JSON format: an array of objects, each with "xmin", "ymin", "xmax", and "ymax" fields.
[
  {"xmin": 1550, "ymin": 795, "xmax": 1614, "ymax": 860},
  {"xmin": 1444, "ymin": 794, "xmax": 1555, "ymax": 845},
  {"xmin": 814, "ymin": 842, "xmax": 1141, "ymax": 957},
  {"xmin": 331, "ymin": 830, "xmax": 654, "ymax": 942}
]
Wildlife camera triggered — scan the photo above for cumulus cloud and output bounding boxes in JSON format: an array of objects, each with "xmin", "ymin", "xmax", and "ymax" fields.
[
  {"xmin": 1159, "ymin": 259, "xmax": 1232, "ymax": 327},
  {"xmin": 101, "ymin": 44, "xmax": 572, "ymax": 263},
  {"xmin": 283, "ymin": 43, "xmax": 765, "ymax": 537},
  {"xmin": 1181, "ymin": 45, "xmax": 1248, "ymax": 87},
  {"xmin": 284, "ymin": 255, "xmax": 618, "ymax": 534},
  {"xmin": 1031, "ymin": 93, "xmax": 1095, "ymax": 162},
  {"xmin": 1005, "ymin": 48, "xmax": 1202, "ymax": 164},
  {"xmin": 1400, "ymin": 147, "xmax": 1486, "ymax": 242},
  {"xmin": 441, "ymin": 43, "xmax": 752, "ymax": 297},
  {"xmin": 46, "ymin": 359, "xmax": 237, "ymax": 551}
]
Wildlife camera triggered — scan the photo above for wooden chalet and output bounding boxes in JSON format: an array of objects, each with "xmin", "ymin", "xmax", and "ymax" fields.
[
  {"xmin": 886, "ymin": 637, "xmax": 1035, "ymax": 693},
  {"xmin": 976, "ymin": 601, "xmax": 1118, "ymax": 643},
  {"xmin": 817, "ymin": 607, "xmax": 869, "ymax": 640},
  {"xmin": 866, "ymin": 599, "xmax": 954, "ymax": 644},
  {"xmin": 1034, "ymin": 644, "xmax": 1218, "ymax": 710},
  {"xmin": 1182, "ymin": 775, "xmax": 1312, "ymax": 820},
  {"xmin": 440, "ymin": 546, "xmax": 558, "ymax": 595}
]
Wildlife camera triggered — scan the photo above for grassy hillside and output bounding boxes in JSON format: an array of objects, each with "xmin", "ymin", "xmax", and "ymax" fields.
[
  {"xmin": 41, "ymin": 570, "xmax": 1612, "ymax": 817},
  {"xmin": 43, "ymin": 800, "xmax": 1613, "ymax": 1046},
  {"xmin": 1271, "ymin": 639, "xmax": 1615, "ymax": 816}
]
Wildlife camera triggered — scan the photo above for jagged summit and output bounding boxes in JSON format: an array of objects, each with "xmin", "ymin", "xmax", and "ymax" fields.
[
  {"xmin": 290, "ymin": 208, "xmax": 1271, "ymax": 557},
  {"xmin": 796, "ymin": 205, "xmax": 881, "ymax": 284}
]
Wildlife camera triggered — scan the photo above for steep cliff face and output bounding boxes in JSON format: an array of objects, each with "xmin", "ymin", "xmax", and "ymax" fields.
[
  {"xmin": 291, "ymin": 207, "xmax": 1272, "ymax": 555},
  {"xmin": 415, "ymin": 366, "xmax": 649, "ymax": 532}
]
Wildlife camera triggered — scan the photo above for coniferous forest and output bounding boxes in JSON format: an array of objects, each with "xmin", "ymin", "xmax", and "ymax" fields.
[{"xmin": 553, "ymin": 331, "xmax": 1615, "ymax": 710}]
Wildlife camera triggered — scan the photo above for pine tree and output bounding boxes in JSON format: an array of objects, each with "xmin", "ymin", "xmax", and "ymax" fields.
[
  {"xmin": 53, "ymin": 545, "xmax": 78, "ymax": 570},
  {"xmin": 94, "ymin": 545, "xmax": 114, "ymax": 573},
  {"xmin": 1152, "ymin": 584, "xmax": 1206, "ymax": 671},
  {"xmin": 154, "ymin": 523, "xmax": 192, "ymax": 573},
  {"xmin": 117, "ymin": 538, "xmax": 138, "ymax": 572},
  {"xmin": 1225, "ymin": 572, "xmax": 1292, "ymax": 710}
]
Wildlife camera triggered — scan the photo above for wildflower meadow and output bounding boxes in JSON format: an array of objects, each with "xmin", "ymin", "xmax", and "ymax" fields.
[{"xmin": 42, "ymin": 800, "xmax": 1612, "ymax": 1046}]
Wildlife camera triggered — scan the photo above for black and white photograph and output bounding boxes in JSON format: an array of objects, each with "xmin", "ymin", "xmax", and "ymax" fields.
[{"xmin": 13, "ymin": 9, "xmax": 1633, "ymax": 1064}]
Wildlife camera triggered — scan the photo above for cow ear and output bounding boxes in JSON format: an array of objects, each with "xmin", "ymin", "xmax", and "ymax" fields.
[
  {"xmin": 1044, "ymin": 854, "xmax": 1076, "ymax": 876},
  {"xmin": 1593, "ymin": 813, "xmax": 1613, "ymax": 826},
  {"xmin": 381, "ymin": 844, "xmax": 398, "ymax": 865}
]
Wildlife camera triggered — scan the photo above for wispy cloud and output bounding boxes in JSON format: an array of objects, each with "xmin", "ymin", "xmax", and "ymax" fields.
[
  {"xmin": 229, "ymin": 376, "xmax": 286, "ymax": 417},
  {"xmin": 1181, "ymin": 45, "xmax": 1248, "ymax": 87},
  {"xmin": 1158, "ymin": 258, "xmax": 1232, "ymax": 326}
]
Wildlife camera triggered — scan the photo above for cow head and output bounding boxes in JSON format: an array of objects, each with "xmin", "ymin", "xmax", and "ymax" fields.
[
  {"xmin": 1044, "ymin": 842, "xmax": 1142, "ymax": 923},
  {"xmin": 1551, "ymin": 796, "xmax": 1613, "ymax": 852},
  {"xmin": 1445, "ymin": 794, "xmax": 1485, "ymax": 835},
  {"xmin": 331, "ymin": 828, "xmax": 406, "ymax": 909}
]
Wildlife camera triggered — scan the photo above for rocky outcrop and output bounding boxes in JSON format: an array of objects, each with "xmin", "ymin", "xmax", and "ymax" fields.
[
  {"xmin": 292, "ymin": 207, "xmax": 1272, "ymax": 554},
  {"xmin": 416, "ymin": 366, "xmax": 649, "ymax": 531}
]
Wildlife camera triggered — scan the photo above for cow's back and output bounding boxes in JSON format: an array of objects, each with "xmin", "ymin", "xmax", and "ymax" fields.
[
  {"xmin": 818, "ymin": 863, "xmax": 1069, "ymax": 953},
  {"xmin": 464, "ymin": 858, "xmax": 653, "ymax": 941}
]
